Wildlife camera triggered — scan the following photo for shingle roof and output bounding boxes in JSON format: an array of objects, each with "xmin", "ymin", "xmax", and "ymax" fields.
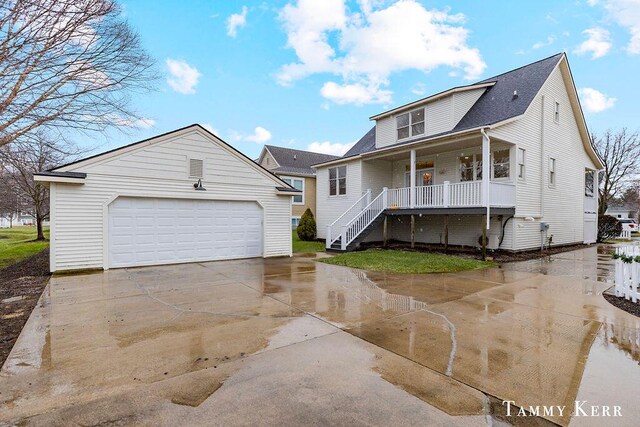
[
  {"xmin": 265, "ymin": 145, "xmax": 340, "ymax": 175},
  {"xmin": 339, "ymin": 53, "xmax": 565, "ymax": 159},
  {"xmin": 344, "ymin": 126, "xmax": 376, "ymax": 157},
  {"xmin": 454, "ymin": 53, "xmax": 564, "ymax": 132}
]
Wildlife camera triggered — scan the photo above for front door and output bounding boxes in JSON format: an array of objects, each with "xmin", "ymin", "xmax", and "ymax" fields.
[{"xmin": 405, "ymin": 168, "xmax": 434, "ymax": 187}]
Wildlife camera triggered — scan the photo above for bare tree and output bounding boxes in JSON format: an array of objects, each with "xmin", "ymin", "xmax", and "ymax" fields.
[
  {"xmin": 0, "ymin": 133, "xmax": 80, "ymax": 240},
  {"xmin": 0, "ymin": 169, "xmax": 20, "ymax": 226},
  {"xmin": 592, "ymin": 129, "xmax": 640, "ymax": 215},
  {"xmin": 0, "ymin": 0, "xmax": 157, "ymax": 148}
]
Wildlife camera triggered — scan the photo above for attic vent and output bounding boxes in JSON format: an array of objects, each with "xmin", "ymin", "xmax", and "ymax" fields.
[{"xmin": 189, "ymin": 158, "xmax": 203, "ymax": 178}]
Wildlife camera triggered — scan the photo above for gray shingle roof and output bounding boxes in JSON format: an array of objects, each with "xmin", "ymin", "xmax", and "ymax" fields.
[
  {"xmin": 344, "ymin": 126, "xmax": 376, "ymax": 157},
  {"xmin": 265, "ymin": 145, "xmax": 340, "ymax": 175},
  {"xmin": 340, "ymin": 53, "xmax": 565, "ymax": 159}
]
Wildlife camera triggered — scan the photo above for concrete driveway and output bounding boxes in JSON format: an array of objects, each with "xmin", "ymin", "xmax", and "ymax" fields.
[{"xmin": 2, "ymin": 247, "xmax": 640, "ymax": 426}]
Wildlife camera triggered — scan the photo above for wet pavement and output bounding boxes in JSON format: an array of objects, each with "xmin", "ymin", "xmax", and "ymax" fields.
[{"xmin": 2, "ymin": 246, "xmax": 640, "ymax": 426}]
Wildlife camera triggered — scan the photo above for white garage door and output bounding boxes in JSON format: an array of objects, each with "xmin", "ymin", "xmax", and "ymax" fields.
[{"xmin": 108, "ymin": 197, "xmax": 263, "ymax": 268}]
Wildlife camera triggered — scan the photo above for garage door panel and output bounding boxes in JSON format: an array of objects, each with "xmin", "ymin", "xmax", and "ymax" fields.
[{"xmin": 108, "ymin": 197, "xmax": 263, "ymax": 268}]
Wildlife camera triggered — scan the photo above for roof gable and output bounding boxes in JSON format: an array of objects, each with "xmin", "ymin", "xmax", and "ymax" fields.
[
  {"xmin": 52, "ymin": 124, "xmax": 291, "ymax": 188},
  {"xmin": 262, "ymin": 145, "xmax": 340, "ymax": 175},
  {"xmin": 453, "ymin": 53, "xmax": 564, "ymax": 132}
]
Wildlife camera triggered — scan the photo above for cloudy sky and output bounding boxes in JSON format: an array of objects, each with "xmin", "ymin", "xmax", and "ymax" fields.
[{"xmin": 93, "ymin": 0, "xmax": 640, "ymax": 158}]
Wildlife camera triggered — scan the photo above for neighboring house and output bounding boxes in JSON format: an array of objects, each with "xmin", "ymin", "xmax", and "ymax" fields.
[
  {"xmin": 34, "ymin": 124, "xmax": 298, "ymax": 272},
  {"xmin": 257, "ymin": 145, "xmax": 339, "ymax": 228},
  {"xmin": 0, "ymin": 212, "xmax": 47, "ymax": 228},
  {"xmin": 606, "ymin": 203, "xmax": 639, "ymax": 221},
  {"xmin": 313, "ymin": 53, "xmax": 603, "ymax": 252}
]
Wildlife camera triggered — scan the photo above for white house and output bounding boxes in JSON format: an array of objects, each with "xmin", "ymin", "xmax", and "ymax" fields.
[
  {"xmin": 34, "ymin": 125, "xmax": 298, "ymax": 272},
  {"xmin": 313, "ymin": 53, "xmax": 603, "ymax": 252},
  {"xmin": 606, "ymin": 203, "xmax": 638, "ymax": 221}
]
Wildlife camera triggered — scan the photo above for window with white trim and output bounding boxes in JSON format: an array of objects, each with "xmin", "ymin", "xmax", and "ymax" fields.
[
  {"xmin": 549, "ymin": 158, "xmax": 556, "ymax": 186},
  {"xmin": 396, "ymin": 108, "xmax": 425, "ymax": 140},
  {"xmin": 585, "ymin": 170, "xmax": 595, "ymax": 197},
  {"xmin": 554, "ymin": 101, "xmax": 560, "ymax": 123},
  {"xmin": 459, "ymin": 154, "xmax": 483, "ymax": 181},
  {"xmin": 329, "ymin": 166, "xmax": 347, "ymax": 196},
  {"xmin": 492, "ymin": 149, "xmax": 510, "ymax": 179},
  {"xmin": 281, "ymin": 177, "xmax": 304, "ymax": 204},
  {"xmin": 291, "ymin": 216, "xmax": 301, "ymax": 228},
  {"xmin": 189, "ymin": 158, "xmax": 203, "ymax": 178},
  {"xmin": 517, "ymin": 148, "xmax": 526, "ymax": 179}
]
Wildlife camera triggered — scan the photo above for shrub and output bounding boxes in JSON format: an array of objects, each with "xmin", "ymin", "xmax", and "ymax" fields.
[
  {"xmin": 297, "ymin": 208, "xmax": 317, "ymax": 241},
  {"xmin": 597, "ymin": 215, "xmax": 622, "ymax": 242}
]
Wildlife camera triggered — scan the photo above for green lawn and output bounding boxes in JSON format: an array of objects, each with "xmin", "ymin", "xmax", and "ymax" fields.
[
  {"xmin": 292, "ymin": 230, "xmax": 325, "ymax": 253},
  {"xmin": 317, "ymin": 249, "xmax": 495, "ymax": 274},
  {"xmin": 0, "ymin": 227, "xmax": 49, "ymax": 270}
]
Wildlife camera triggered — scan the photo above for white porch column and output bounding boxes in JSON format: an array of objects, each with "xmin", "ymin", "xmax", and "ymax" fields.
[
  {"xmin": 481, "ymin": 129, "xmax": 491, "ymax": 230},
  {"xmin": 410, "ymin": 149, "xmax": 416, "ymax": 208}
]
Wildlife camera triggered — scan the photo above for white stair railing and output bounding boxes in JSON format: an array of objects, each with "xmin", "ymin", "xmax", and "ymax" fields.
[
  {"xmin": 340, "ymin": 188, "xmax": 388, "ymax": 250},
  {"xmin": 326, "ymin": 190, "xmax": 371, "ymax": 249}
]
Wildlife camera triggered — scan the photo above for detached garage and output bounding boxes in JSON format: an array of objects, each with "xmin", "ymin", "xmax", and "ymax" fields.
[{"xmin": 35, "ymin": 124, "xmax": 298, "ymax": 272}]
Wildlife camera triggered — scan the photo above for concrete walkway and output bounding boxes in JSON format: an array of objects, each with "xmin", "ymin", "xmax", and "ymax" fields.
[{"xmin": 1, "ymin": 247, "xmax": 639, "ymax": 426}]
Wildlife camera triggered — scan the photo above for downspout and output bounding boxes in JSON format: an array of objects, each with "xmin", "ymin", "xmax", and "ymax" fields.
[
  {"xmin": 540, "ymin": 95, "xmax": 545, "ymax": 217},
  {"xmin": 480, "ymin": 127, "xmax": 490, "ymax": 230}
]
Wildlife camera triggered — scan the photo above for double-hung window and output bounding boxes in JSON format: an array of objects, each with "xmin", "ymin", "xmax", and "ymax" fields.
[
  {"xmin": 492, "ymin": 150, "xmax": 510, "ymax": 179},
  {"xmin": 517, "ymin": 148, "xmax": 526, "ymax": 179},
  {"xmin": 549, "ymin": 158, "xmax": 557, "ymax": 186},
  {"xmin": 282, "ymin": 177, "xmax": 304, "ymax": 204},
  {"xmin": 329, "ymin": 166, "xmax": 347, "ymax": 196},
  {"xmin": 585, "ymin": 170, "xmax": 595, "ymax": 197},
  {"xmin": 396, "ymin": 108, "xmax": 425, "ymax": 140}
]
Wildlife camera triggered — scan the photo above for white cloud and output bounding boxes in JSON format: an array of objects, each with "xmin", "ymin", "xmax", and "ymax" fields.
[
  {"xmin": 277, "ymin": 0, "xmax": 485, "ymax": 105},
  {"xmin": 532, "ymin": 35, "xmax": 556, "ymax": 50},
  {"xmin": 246, "ymin": 126, "xmax": 272, "ymax": 143},
  {"xmin": 587, "ymin": 0, "xmax": 600, "ymax": 5},
  {"xmin": 105, "ymin": 115, "xmax": 155, "ymax": 129},
  {"xmin": 227, "ymin": 6, "xmax": 248, "ymax": 38},
  {"xmin": 574, "ymin": 27, "xmax": 612, "ymax": 58},
  {"xmin": 602, "ymin": 0, "xmax": 640, "ymax": 54},
  {"xmin": 166, "ymin": 59, "xmax": 201, "ymax": 94},
  {"xmin": 201, "ymin": 123, "xmax": 219, "ymax": 135},
  {"xmin": 320, "ymin": 81, "xmax": 392, "ymax": 105},
  {"xmin": 231, "ymin": 126, "xmax": 272, "ymax": 144},
  {"xmin": 411, "ymin": 82, "xmax": 427, "ymax": 96},
  {"xmin": 579, "ymin": 87, "xmax": 617, "ymax": 112},
  {"xmin": 307, "ymin": 141, "xmax": 355, "ymax": 156}
]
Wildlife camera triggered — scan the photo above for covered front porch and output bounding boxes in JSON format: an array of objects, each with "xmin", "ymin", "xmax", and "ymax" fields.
[{"xmin": 326, "ymin": 131, "xmax": 519, "ymax": 253}]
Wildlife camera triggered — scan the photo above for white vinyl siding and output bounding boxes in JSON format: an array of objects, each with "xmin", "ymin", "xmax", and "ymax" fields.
[
  {"xmin": 49, "ymin": 129, "xmax": 291, "ymax": 272},
  {"xmin": 452, "ymin": 88, "xmax": 486, "ymax": 124},
  {"xmin": 375, "ymin": 88, "xmax": 487, "ymax": 149},
  {"xmin": 491, "ymin": 63, "xmax": 599, "ymax": 249},
  {"xmin": 316, "ymin": 160, "xmax": 362, "ymax": 239}
]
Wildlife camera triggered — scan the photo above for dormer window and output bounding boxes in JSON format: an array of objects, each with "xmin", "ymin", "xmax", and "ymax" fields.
[{"xmin": 396, "ymin": 108, "xmax": 425, "ymax": 140}]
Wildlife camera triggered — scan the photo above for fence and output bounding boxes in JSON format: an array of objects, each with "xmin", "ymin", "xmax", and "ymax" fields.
[{"xmin": 613, "ymin": 245, "xmax": 640, "ymax": 303}]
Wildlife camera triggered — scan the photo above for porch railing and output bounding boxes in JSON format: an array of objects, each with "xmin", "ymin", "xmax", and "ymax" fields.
[
  {"xmin": 325, "ymin": 181, "xmax": 516, "ymax": 249},
  {"xmin": 326, "ymin": 190, "xmax": 371, "ymax": 248},
  {"xmin": 386, "ymin": 181, "xmax": 512, "ymax": 209}
]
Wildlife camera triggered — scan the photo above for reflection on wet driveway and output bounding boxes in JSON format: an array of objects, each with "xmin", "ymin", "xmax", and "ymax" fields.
[{"xmin": 1, "ymin": 247, "xmax": 640, "ymax": 426}]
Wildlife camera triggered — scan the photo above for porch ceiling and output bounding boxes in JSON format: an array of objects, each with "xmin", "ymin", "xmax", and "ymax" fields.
[{"xmin": 363, "ymin": 134, "xmax": 512, "ymax": 161}]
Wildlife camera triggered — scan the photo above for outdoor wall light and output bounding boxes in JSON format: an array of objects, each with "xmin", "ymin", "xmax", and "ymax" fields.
[{"xmin": 193, "ymin": 179, "xmax": 206, "ymax": 191}]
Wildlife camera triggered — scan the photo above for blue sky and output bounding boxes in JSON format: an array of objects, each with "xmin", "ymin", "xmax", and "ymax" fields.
[{"xmin": 88, "ymin": 0, "xmax": 640, "ymax": 159}]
